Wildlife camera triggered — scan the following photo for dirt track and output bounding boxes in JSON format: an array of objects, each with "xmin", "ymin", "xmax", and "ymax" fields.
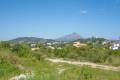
[{"xmin": 46, "ymin": 58, "xmax": 120, "ymax": 72}]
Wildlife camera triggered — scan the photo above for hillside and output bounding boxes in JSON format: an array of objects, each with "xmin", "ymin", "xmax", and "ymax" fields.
[{"xmin": 9, "ymin": 37, "xmax": 55, "ymax": 43}]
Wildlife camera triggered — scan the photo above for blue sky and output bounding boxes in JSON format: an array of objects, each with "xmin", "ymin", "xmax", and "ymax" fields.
[{"xmin": 0, "ymin": 0, "xmax": 120, "ymax": 40}]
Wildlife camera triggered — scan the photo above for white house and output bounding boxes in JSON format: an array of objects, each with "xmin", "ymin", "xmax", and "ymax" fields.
[
  {"xmin": 73, "ymin": 41, "xmax": 87, "ymax": 48},
  {"xmin": 47, "ymin": 46, "xmax": 55, "ymax": 49},
  {"xmin": 110, "ymin": 43, "xmax": 120, "ymax": 50},
  {"xmin": 46, "ymin": 43, "xmax": 52, "ymax": 46},
  {"xmin": 30, "ymin": 43, "xmax": 37, "ymax": 48}
]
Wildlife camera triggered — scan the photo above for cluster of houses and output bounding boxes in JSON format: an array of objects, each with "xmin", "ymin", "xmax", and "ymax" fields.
[
  {"xmin": 30, "ymin": 43, "xmax": 40, "ymax": 51},
  {"xmin": 29, "ymin": 40, "xmax": 120, "ymax": 51},
  {"xmin": 30, "ymin": 41, "xmax": 87, "ymax": 51},
  {"xmin": 102, "ymin": 40, "xmax": 120, "ymax": 50},
  {"xmin": 109, "ymin": 42, "xmax": 120, "ymax": 50},
  {"xmin": 30, "ymin": 41, "xmax": 63, "ymax": 51},
  {"xmin": 72, "ymin": 40, "xmax": 120, "ymax": 50}
]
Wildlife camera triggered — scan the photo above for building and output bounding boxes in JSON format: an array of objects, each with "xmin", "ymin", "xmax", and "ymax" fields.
[
  {"xmin": 47, "ymin": 46, "xmax": 55, "ymax": 49},
  {"xmin": 73, "ymin": 41, "xmax": 87, "ymax": 47},
  {"xmin": 30, "ymin": 43, "xmax": 37, "ymax": 48},
  {"xmin": 46, "ymin": 43, "xmax": 52, "ymax": 46},
  {"xmin": 110, "ymin": 43, "xmax": 120, "ymax": 50}
]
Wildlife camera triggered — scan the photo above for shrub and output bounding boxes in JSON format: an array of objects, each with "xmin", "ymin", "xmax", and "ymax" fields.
[
  {"xmin": 0, "ymin": 41, "xmax": 10, "ymax": 49},
  {"xmin": 12, "ymin": 44, "xmax": 30, "ymax": 57}
]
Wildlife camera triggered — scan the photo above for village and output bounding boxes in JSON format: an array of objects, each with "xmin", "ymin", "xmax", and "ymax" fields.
[{"xmin": 30, "ymin": 38, "xmax": 120, "ymax": 51}]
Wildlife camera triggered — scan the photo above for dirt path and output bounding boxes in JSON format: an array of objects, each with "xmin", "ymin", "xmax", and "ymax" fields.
[{"xmin": 46, "ymin": 58, "xmax": 120, "ymax": 72}]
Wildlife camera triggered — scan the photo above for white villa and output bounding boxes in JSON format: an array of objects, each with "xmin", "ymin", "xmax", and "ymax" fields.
[{"xmin": 110, "ymin": 43, "xmax": 120, "ymax": 50}]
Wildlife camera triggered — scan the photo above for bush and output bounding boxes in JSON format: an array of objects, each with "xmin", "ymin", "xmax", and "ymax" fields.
[
  {"xmin": 0, "ymin": 41, "xmax": 10, "ymax": 49},
  {"xmin": 0, "ymin": 57, "xmax": 21, "ymax": 79},
  {"xmin": 80, "ymin": 67, "xmax": 93, "ymax": 80},
  {"xmin": 12, "ymin": 44, "xmax": 31, "ymax": 57}
]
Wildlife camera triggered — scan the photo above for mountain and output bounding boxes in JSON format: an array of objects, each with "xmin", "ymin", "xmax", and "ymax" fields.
[
  {"xmin": 9, "ymin": 33, "xmax": 82, "ymax": 43},
  {"xmin": 9, "ymin": 37, "xmax": 55, "ymax": 43},
  {"xmin": 56, "ymin": 33, "xmax": 82, "ymax": 42}
]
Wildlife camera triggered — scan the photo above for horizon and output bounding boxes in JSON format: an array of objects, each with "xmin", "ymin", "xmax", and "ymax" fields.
[
  {"xmin": 0, "ymin": 0, "xmax": 120, "ymax": 40},
  {"xmin": 1, "ymin": 32, "xmax": 119, "ymax": 41}
]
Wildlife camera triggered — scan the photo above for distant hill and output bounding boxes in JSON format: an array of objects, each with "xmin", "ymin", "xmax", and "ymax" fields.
[
  {"xmin": 9, "ymin": 33, "xmax": 83, "ymax": 43},
  {"xmin": 9, "ymin": 37, "xmax": 55, "ymax": 43},
  {"xmin": 56, "ymin": 33, "xmax": 82, "ymax": 42}
]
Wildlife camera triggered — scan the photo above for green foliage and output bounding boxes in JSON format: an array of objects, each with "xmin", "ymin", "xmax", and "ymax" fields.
[
  {"xmin": 0, "ymin": 58, "xmax": 15, "ymax": 76},
  {"xmin": 38, "ymin": 44, "xmax": 120, "ymax": 66},
  {"xmin": 12, "ymin": 44, "xmax": 31, "ymax": 57},
  {"xmin": 24, "ymin": 58, "xmax": 120, "ymax": 80},
  {"xmin": 0, "ymin": 57, "xmax": 21, "ymax": 79},
  {"xmin": 80, "ymin": 67, "xmax": 93, "ymax": 80},
  {"xmin": 31, "ymin": 51, "xmax": 44, "ymax": 61},
  {"xmin": 0, "ymin": 40, "xmax": 120, "ymax": 80},
  {"xmin": 0, "ymin": 45, "xmax": 120, "ymax": 80},
  {"xmin": 0, "ymin": 41, "xmax": 10, "ymax": 49}
]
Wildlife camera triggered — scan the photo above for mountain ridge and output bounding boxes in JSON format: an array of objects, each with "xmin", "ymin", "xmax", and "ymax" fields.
[
  {"xmin": 9, "ymin": 33, "xmax": 82, "ymax": 43},
  {"xmin": 9, "ymin": 37, "xmax": 55, "ymax": 43},
  {"xmin": 56, "ymin": 32, "xmax": 82, "ymax": 42}
]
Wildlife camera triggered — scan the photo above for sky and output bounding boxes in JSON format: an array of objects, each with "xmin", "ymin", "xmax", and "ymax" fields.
[{"xmin": 0, "ymin": 0, "xmax": 120, "ymax": 40}]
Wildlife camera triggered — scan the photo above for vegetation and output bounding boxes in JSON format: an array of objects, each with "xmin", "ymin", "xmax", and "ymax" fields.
[
  {"xmin": 12, "ymin": 44, "xmax": 31, "ymax": 57},
  {"xmin": 0, "ymin": 41, "xmax": 120, "ymax": 80},
  {"xmin": 39, "ymin": 44, "xmax": 120, "ymax": 66},
  {"xmin": 0, "ymin": 41, "xmax": 10, "ymax": 49},
  {"xmin": 0, "ymin": 50, "xmax": 21, "ymax": 80},
  {"xmin": 28, "ymin": 62, "xmax": 120, "ymax": 80}
]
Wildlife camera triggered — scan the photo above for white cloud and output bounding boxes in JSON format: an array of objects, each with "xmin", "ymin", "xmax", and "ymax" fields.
[{"xmin": 80, "ymin": 10, "xmax": 87, "ymax": 14}]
